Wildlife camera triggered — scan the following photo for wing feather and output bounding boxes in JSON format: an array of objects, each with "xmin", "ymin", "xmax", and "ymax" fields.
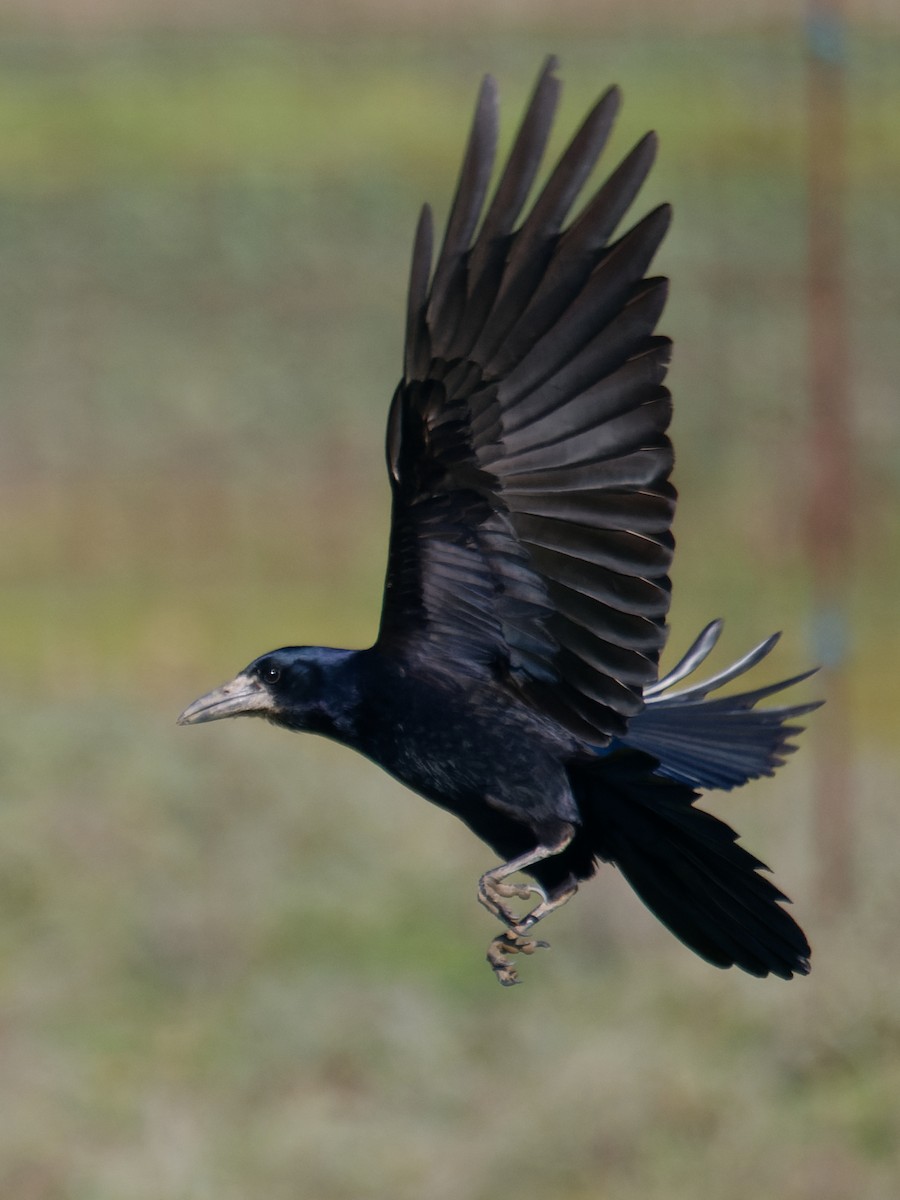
[
  {"xmin": 470, "ymin": 85, "xmax": 622, "ymax": 372},
  {"xmin": 403, "ymin": 206, "xmax": 434, "ymax": 383},
  {"xmin": 448, "ymin": 57, "xmax": 561, "ymax": 361},
  {"xmin": 427, "ymin": 77, "xmax": 499, "ymax": 352}
]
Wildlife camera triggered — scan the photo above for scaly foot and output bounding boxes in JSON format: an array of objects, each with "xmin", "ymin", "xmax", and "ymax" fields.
[
  {"xmin": 486, "ymin": 930, "xmax": 550, "ymax": 986},
  {"xmin": 478, "ymin": 872, "xmax": 546, "ymax": 928}
]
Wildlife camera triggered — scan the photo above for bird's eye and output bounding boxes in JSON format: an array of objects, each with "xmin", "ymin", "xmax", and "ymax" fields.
[{"xmin": 261, "ymin": 665, "xmax": 281, "ymax": 684}]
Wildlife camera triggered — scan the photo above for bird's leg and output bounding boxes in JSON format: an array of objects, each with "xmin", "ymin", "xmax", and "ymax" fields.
[
  {"xmin": 512, "ymin": 880, "xmax": 579, "ymax": 935},
  {"xmin": 478, "ymin": 826, "xmax": 575, "ymax": 985},
  {"xmin": 477, "ymin": 826, "xmax": 574, "ymax": 926},
  {"xmin": 485, "ymin": 883, "xmax": 580, "ymax": 986},
  {"xmin": 477, "ymin": 870, "xmax": 547, "ymax": 929}
]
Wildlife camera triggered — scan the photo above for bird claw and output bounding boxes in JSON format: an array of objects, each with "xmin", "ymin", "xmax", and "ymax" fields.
[
  {"xmin": 494, "ymin": 879, "xmax": 545, "ymax": 902},
  {"xmin": 478, "ymin": 872, "xmax": 547, "ymax": 928},
  {"xmin": 487, "ymin": 931, "xmax": 550, "ymax": 986}
]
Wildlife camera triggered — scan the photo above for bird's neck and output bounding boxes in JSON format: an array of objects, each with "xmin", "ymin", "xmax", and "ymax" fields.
[{"xmin": 278, "ymin": 645, "xmax": 365, "ymax": 743}]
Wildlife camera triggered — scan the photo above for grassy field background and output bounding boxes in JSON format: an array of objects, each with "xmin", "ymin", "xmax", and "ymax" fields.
[{"xmin": 1, "ymin": 13, "xmax": 899, "ymax": 1199}]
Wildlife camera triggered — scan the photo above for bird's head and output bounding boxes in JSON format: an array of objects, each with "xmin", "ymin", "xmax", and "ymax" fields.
[{"xmin": 177, "ymin": 646, "xmax": 355, "ymax": 733}]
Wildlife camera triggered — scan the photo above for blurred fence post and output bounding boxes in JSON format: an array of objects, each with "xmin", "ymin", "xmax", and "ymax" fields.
[{"xmin": 806, "ymin": 0, "xmax": 854, "ymax": 912}]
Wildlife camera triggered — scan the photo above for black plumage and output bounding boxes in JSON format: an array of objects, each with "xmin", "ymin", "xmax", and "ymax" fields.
[{"xmin": 179, "ymin": 59, "xmax": 818, "ymax": 986}]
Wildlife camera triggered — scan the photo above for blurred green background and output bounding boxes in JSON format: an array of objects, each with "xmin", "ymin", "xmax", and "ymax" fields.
[{"xmin": 1, "ymin": 2, "xmax": 899, "ymax": 1197}]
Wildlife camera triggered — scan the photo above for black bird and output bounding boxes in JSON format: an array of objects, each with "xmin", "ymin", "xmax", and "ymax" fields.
[{"xmin": 179, "ymin": 59, "xmax": 818, "ymax": 986}]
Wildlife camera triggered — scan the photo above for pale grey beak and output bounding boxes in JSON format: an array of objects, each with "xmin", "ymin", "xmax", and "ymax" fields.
[{"xmin": 177, "ymin": 673, "xmax": 274, "ymax": 726}]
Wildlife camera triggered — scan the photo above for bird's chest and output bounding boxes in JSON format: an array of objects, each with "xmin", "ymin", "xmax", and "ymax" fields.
[
  {"xmin": 351, "ymin": 670, "xmax": 575, "ymax": 825},
  {"xmin": 385, "ymin": 713, "xmax": 508, "ymax": 801}
]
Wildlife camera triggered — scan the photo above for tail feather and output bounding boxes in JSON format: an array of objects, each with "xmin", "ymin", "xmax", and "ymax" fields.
[
  {"xmin": 620, "ymin": 621, "xmax": 822, "ymax": 789},
  {"xmin": 572, "ymin": 752, "xmax": 811, "ymax": 979}
]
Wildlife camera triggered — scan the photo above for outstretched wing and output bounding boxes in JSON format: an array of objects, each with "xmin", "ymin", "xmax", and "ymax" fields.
[{"xmin": 376, "ymin": 58, "xmax": 675, "ymax": 744}]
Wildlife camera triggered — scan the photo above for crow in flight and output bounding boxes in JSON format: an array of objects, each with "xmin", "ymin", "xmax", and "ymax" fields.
[{"xmin": 179, "ymin": 59, "xmax": 818, "ymax": 985}]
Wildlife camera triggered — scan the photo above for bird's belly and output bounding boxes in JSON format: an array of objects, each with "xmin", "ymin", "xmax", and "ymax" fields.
[{"xmin": 355, "ymin": 689, "xmax": 578, "ymax": 828}]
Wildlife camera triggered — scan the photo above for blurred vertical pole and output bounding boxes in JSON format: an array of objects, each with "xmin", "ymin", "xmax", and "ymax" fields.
[{"xmin": 806, "ymin": 1, "xmax": 854, "ymax": 912}]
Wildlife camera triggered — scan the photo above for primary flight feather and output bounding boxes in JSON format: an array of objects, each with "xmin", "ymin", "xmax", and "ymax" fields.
[{"xmin": 179, "ymin": 58, "xmax": 817, "ymax": 985}]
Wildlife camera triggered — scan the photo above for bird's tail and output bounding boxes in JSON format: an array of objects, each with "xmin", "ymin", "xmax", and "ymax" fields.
[
  {"xmin": 617, "ymin": 620, "xmax": 822, "ymax": 790},
  {"xmin": 569, "ymin": 750, "xmax": 812, "ymax": 979}
]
